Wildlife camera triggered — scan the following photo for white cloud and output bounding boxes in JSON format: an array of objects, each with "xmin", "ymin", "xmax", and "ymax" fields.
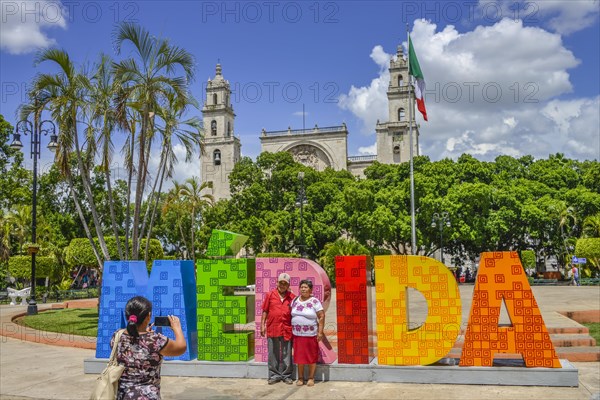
[
  {"xmin": 339, "ymin": 19, "xmax": 598, "ymax": 162},
  {"xmin": 0, "ymin": 0, "xmax": 67, "ymax": 54},
  {"xmin": 479, "ymin": 0, "xmax": 600, "ymax": 35},
  {"xmin": 358, "ymin": 143, "xmax": 377, "ymax": 155},
  {"xmin": 146, "ymin": 143, "xmax": 200, "ymax": 191},
  {"xmin": 338, "ymin": 45, "xmax": 392, "ymax": 134},
  {"xmin": 293, "ymin": 111, "xmax": 308, "ymax": 117}
]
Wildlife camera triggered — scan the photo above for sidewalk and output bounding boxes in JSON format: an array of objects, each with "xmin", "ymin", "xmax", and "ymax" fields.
[{"xmin": 0, "ymin": 286, "xmax": 599, "ymax": 399}]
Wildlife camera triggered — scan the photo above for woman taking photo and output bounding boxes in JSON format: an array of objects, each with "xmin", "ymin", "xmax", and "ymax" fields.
[
  {"xmin": 110, "ymin": 296, "xmax": 187, "ymax": 399},
  {"xmin": 291, "ymin": 279, "xmax": 325, "ymax": 387}
]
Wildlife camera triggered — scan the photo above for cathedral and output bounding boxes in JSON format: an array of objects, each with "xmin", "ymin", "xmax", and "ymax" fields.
[{"xmin": 201, "ymin": 45, "xmax": 420, "ymax": 200}]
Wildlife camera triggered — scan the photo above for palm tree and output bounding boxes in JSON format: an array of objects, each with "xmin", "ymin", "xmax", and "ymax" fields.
[
  {"xmin": 583, "ymin": 213, "xmax": 600, "ymax": 237},
  {"xmin": 8, "ymin": 205, "xmax": 30, "ymax": 254},
  {"xmin": 178, "ymin": 178, "xmax": 214, "ymax": 261},
  {"xmin": 90, "ymin": 54, "xmax": 125, "ymax": 259},
  {"xmin": 162, "ymin": 181, "xmax": 190, "ymax": 255},
  {"xmin": 28, "ymin": 50, "xmax": 110, "ymax": 267},
  {"xmin": 112, "ymin": 22, "xmax": 196, "ymax": 260},
  {"xmin": 140, "ymin": 92, "xmax": 203, "ymax": 261},
  {"xmin": 0, "ymin": 210, "xmax": 13, "ymax": 263},
  {"xmin": 319, "ymin": 238, "xmax": 371, "ymax": 286}
]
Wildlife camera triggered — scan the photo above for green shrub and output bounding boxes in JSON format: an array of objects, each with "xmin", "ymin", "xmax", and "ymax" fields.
[
  {"xmin": 520, "ymin": 250, "xmax": 536, "ymax": 271},
  {"xmin": 256, "ymin": 253, "xmax": 301, "ymax": 258},
  {"xmin": 8, "ymin": 255, "xmax": 60, "ymax": 281},
  {"xmin": 65, "ymin": 236, "xmax": 164, "ymax": 268},
  {"xmin": 575, "ymin": 237, "xmax": 600, "ymax": 277},
  {"xmin": 319, "ymin": 239, "xmax": 371, "ymax": 287}
]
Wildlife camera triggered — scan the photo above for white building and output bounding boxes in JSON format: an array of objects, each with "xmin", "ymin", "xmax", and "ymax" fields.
[{"xmin": 201, "ymin": 45, "xmax": 420, "ymax": 201}]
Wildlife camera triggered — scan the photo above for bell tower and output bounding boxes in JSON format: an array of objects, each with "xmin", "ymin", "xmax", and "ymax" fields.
[
  {"xmin": 201, "ymin": 63, "xmax": 241, "ymax": 200},
  {"xmin": 376, "ymin": 44, "xmax": 419, "ymax": 164}
]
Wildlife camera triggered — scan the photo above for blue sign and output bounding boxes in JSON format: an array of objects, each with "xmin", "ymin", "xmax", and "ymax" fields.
[
  {"xmin": 577, "ymin": 258, "xmax": 587, "ymax": 264},
  {"xmin": 571, "ymin": 256, "xmax": 578, "ymax": 263}
]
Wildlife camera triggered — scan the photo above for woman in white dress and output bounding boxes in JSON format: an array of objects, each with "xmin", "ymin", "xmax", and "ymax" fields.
[{"xmin": 291, "ymin": 279, "xmax": 324, "ymax": 387}]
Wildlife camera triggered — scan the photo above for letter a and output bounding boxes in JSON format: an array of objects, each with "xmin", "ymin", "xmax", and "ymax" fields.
[{"xmin": 460, "ymin": 252, "xmax": 560, "ymax": 368}]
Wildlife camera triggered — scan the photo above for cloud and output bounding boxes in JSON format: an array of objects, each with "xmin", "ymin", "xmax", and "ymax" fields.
[
  {"xmin": 293, "ymin": 111, "xmax": 308, "ymax": 117},
  {"xmin": 478, "ymin": 0, "xmax": 600, "ymax": 35},
  {"xmin": 1, "ymin": 0, "xmax": 67, "ymax": 54},
  {"xmin": 358, "ymin": 143, "xmax": 377, "ymax": 155},
  {"xmin": 338, "ymin": 19, "xmax": 598, "ymax": 161},
  {"xmin": 338, "ymin": 45, "xmax": 392, "ymax": 134},
  {"xmin": 146, "ymin": 143, "xmax": 200, "ymax": 191}
]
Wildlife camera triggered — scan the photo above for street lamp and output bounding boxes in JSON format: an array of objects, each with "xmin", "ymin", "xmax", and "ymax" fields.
[
  {"xmin": 431, "ymin": 211, "xmax": 451, "ymax": 264},
  {"xmin": 296, "ymin": 171, "xmax": 308, "ymax": 257},
  {"xmin": 10, "ymin": 118, "xmax": 58, "ymax": 315}
]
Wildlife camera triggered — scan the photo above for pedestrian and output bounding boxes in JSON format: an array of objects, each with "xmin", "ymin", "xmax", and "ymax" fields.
[
  {"xmin": 572, "ymin": 264, "xmax": 580, "ymax": 286},
  {"xmin": 291, "ymin": 279, "xmax": 324, "ymax": 387},
  {"xmin": 111, "ymin": 296, "xmax": 187, "ymax": 399},
  {"xmin": 260, "ymin": 273, "xmax": 296, "ymax": 385}
]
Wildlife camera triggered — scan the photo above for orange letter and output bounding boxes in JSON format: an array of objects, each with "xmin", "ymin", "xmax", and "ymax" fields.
[{"xmin": 460, "ymin": 252, "xmax": 560, "ymax": 368}]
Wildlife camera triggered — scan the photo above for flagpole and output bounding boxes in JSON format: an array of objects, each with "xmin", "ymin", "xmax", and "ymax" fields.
[{"xmin": 407, "ymin": 24, "xmax": 417, "ymax": 255}]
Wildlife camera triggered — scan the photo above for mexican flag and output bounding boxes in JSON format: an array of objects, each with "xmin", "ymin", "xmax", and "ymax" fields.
[{"xmin": 408, "ymin": 36, "xmax": 428, "ymax": 121}]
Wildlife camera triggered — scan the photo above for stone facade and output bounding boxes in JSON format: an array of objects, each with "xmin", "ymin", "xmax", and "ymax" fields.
[{"xmin": 201, "ymin": 45, "xmax": 420, "ymax": 201}]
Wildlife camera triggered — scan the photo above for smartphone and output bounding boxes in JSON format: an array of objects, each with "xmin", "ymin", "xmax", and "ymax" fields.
[{"xmin": 154, "ymin": 316, "xmax": 171, "ymax": 327}]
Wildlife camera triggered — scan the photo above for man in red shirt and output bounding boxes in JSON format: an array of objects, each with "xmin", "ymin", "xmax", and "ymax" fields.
[{"xmin": 261, "ymin": 273, "xmax": 296, "ymax": 384}]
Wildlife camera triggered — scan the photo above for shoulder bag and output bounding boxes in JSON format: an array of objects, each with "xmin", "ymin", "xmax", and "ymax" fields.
[{"xmin": 90, "ymin": 329, "xmax": 126, "ymax": 400}]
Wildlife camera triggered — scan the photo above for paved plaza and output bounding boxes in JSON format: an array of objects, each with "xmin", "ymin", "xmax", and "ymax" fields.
[{"xmin": 0, "ymin": 286, "xmax": 599, "ymax": 399}]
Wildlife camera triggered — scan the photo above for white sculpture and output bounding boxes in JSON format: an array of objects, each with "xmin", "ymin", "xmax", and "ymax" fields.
[{"xmin": 7, "ymin": 287, "xmax": 31, "ymax": 306}]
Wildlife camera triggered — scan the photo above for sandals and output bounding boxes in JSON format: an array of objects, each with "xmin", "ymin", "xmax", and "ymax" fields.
[
  {"xmin": 296, "ymin": 379, "xmax": 304, "ymax": 386},
  {"xmin": 307, "ymin": 378, "xmax": 315, "ymax": 387}
]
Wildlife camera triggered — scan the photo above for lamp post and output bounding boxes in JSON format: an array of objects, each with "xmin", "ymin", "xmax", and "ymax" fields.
[
  {"xmin": 431, "ymin": 211, "xmax": 451, "ymax": 264},
  {"xmin": 10, "ymin": 118, "xmax": 58, "ymax": 315},
  {"xmin": 296, "ymin": 171, "xmax": 307, "ymax": 257}
]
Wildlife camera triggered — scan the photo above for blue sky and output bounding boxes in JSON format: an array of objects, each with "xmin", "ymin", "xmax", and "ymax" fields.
[{"xmin": 1, "ymin": 0, "xmax": 599, "ymax": 183}]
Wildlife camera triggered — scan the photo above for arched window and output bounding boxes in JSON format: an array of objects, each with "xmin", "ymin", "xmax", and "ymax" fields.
[
  {"xmin": 398, "ymin": 108, "xmax": 405, "ymax": 121},
  {"xmin": 398, "ymin": 75, "xmax": 403, "ymax": 87},
  {"xmin": 227, "ymin": 121, "xmax": 231, "ymax": 137},
  {"xmin": 211, "ymin": 120, "xmax": 217, "ymax": 136},
  {"xmin": 213, "ymin": 149, "xmax": 221, "ymax": 166},
  {"xmin": 213, "ymin": 93, "xmax": 218, "ymax": 105}
]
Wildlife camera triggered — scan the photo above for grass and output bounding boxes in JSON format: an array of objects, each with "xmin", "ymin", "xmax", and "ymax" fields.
[
  {"xmin": 583, "ymin": 323, "xmax": 600, "ymax": 346},
  {"xmin": 18, "ymin": 308, "xmax": 98, "ymax": 337}
]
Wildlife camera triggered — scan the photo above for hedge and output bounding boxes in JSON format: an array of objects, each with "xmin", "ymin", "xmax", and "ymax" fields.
[
  {"xmin": 520, "ymin": 250, "xmax": 536, "ymax": 271},
  {"xmin": 65, "ymin": 236, "xmax": 164, "ymax": 268},
  {"xmin": 256, "ymin": 253, "xmax": 301, "ymax": 258},
  {"xmin": 8, "ymin": 255, "xmax": 60, "ymax": 281},
  {"xmin": 575, "ymin": 237, "xmax": 600, "ymax": 276}
]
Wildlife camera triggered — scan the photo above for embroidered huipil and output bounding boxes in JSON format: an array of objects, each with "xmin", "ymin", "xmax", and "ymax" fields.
[{"xmin": 291, "ymin": 296, "xmax": 323, "ymax": 337}]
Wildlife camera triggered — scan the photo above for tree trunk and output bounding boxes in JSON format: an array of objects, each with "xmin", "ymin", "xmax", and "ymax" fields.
[
  {"xmin": 67, "ymin": 176, "xmax": 103, "ymax": 269},
  {"xmin": 71, "ymin": 119, "xmax": 111, "ymax": 261},
  {"xmin": 144, "ymin": 156, "xmax": 167, "ymax": 262},
  {"xmin": 105, "ymin": 167, "xmax": 124, "ymax": 259}
]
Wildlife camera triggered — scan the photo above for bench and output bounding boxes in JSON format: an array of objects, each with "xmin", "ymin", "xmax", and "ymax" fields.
[
  {"xmin": 7, "ymin": 287, "xmax": 31, "ymax": 305},
  {"xmin": 45, "ymin": 288, "xmax": 98, "ymax": 303},
  {"xmin": 580, "ymin": 278, "xmax": 600, "ymax": 286},
  {"xmin": 535, "ymin": 278, "xmax": 558, "ymax": 285}
]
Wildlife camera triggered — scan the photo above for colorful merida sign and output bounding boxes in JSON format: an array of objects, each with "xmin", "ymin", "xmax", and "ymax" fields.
[{"xmin": 96, "ymin": 230, "xmax": 560, "ymax": 368}]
